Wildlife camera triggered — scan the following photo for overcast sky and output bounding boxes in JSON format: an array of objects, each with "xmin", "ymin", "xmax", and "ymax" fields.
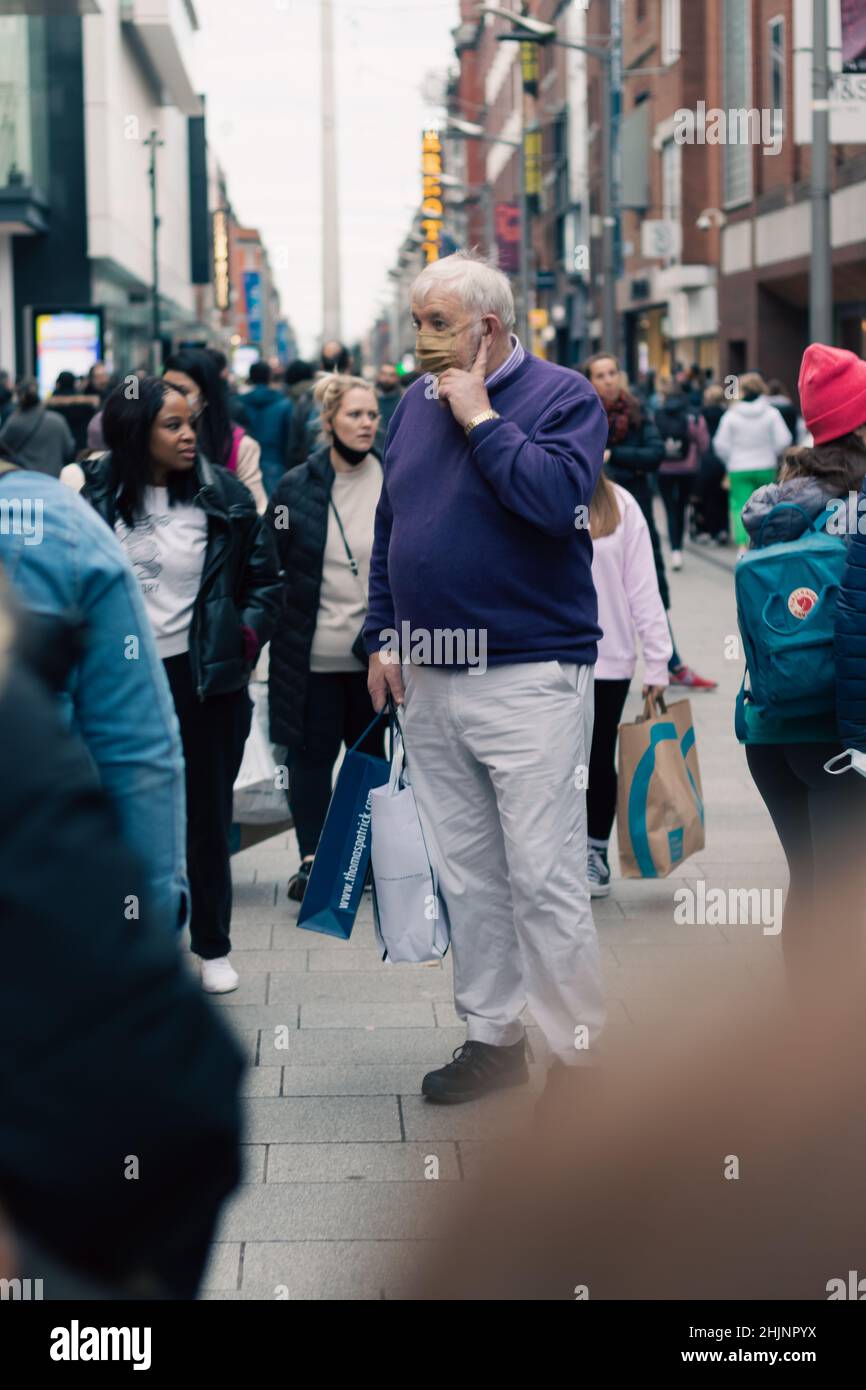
[{"xmin": 193, "ymin": 0, "xmax": 459, "ymax": 358}]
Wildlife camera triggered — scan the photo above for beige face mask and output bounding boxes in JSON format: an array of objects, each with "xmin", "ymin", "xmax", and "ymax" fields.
[{"xmin": 415, "ymin": 318, "xmax": 482, "ymax": 377}]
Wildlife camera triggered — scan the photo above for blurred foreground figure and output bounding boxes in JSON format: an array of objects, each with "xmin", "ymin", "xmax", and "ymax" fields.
[
  {"xmin": 0, "ymin": 584, "xmax": 244, "ymax": 1297},
  {"xmin": 417, "ymin": 972, "xmax": 866, "ymax": 1300}
]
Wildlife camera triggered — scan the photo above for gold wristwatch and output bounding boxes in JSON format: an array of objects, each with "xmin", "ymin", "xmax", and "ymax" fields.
[{"xmin": 464, "ymin": 409, "xmax": 501, "ymax": 437}]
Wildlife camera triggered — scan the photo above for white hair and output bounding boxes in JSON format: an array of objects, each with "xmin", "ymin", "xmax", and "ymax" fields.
[{"xmin": 411, "ymin": 252, "xmax": 516, "ymax": 332}]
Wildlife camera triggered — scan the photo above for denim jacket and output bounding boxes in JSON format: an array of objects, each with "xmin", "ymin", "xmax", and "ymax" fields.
[{"xmin": 0, "ymin": 468, "xmax": 188, "ymax": 928}]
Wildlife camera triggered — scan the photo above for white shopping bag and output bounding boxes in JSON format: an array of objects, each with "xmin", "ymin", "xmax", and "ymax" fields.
[
  {"xmin": 233, "ymin": 679, "xmax": 290, "ymax": 825},
  {"xmin": 370, "ymin": 723, "xmax": 450, "ymax": 963}
]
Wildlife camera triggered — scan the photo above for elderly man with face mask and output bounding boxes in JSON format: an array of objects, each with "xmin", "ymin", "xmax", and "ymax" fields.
[{"xmin": 364, "ymin": 252, "xmax": 609, "ymax": 1104}]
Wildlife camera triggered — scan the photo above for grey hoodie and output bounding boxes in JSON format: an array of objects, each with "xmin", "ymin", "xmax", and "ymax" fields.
[{"xmin": 741, "ymin": 475, "xmax": 843, "ymax": 548}]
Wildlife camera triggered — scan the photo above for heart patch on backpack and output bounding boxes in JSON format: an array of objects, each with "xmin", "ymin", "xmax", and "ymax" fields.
[{"xmin": 788, "ymin": 587, "xmax": 818, "ymax": 619}]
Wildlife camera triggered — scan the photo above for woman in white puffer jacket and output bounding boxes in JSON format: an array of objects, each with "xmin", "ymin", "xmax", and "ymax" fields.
[{"xmin": 712, "ymin": 373, "xmax": 792, "ymax": 552}]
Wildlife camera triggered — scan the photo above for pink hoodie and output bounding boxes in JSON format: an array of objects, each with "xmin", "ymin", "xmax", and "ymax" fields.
[{"xmin": 592, "ymin": 484, "xmax": 672, "ymax": 685}]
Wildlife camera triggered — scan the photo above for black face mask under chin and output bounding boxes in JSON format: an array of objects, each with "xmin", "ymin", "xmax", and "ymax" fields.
[{"xmin": 332, "ymin": 429, "xmax": 369, "ymax": 467}]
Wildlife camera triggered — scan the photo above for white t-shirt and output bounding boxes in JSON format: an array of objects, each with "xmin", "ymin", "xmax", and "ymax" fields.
[
  {"xmin": 115, "ymin": 486, "xmax": 208, "ymax": 658},
  {"xmin": 310, "ymin": 455, "xmax": 383, "ymax": 673}
]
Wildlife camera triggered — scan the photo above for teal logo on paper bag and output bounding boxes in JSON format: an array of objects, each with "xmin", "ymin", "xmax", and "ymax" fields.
[{"xmin": 628, "ymin": 720, "xmax": 702, "ymax": 877}]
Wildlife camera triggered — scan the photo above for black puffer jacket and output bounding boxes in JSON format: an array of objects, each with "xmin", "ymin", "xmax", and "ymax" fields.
[
  {"xmin": 266, "ymin": 445, "xmax": 336, "ymax": 753},
  {"xmin": 81, "ymin": 453, "xmax": 283, "ymax": 699}
]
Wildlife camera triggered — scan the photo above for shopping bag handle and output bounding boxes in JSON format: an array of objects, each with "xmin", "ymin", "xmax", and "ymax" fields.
[
  {"xmin": 347, "ymin": 702, "xmax": 389, "ymax": 754},
  {"xmin": 638, "ymin": 692, "xmax": 668, "ymax": 723}
]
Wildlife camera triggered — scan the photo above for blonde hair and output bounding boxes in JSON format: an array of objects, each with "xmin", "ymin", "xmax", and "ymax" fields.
[
  {"xmin": 703, "ymin": 384, "xmax": 725, "ymax": 407},
  {"xmin": 589, "ymin": 471, "xmax": 622, "ymax": 540},
  {"xmin": 312, "ymin": 373, "xmax": 377, "ymax": 439},
  {"xmin": 739, "ymin": 372, "xmax": 768, "ymax": 397}
]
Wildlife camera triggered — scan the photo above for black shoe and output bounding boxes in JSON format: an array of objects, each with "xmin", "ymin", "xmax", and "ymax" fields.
[
  {"xmin": 287, "ymin": 859, "xmax": 313, "ymax": 903},
  {"xmin": 421, "ymin": 1039, "xmax": 529, "ymax": 1105}
]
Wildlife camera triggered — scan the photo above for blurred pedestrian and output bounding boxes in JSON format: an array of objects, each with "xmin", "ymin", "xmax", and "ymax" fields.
[
  {"xmin": 164, "ymin": 348, "xmax": 266, "ymax": 512},
  {"xmin": 654, "ymin": 377, "xmax": 710, "ymax": 570},
  {"xmin": 81, "ymin": 378, "xmax": 282, "ymax": 993},
  {"xmin": 741, "ymin": 345, "xmax": 866, "ymax": 991},
  {"xmin": 583, "ymin": 352, "xmax": 716, "ymax": 691},
  {"xmin": 0, "ymin": 369, "xmax": 13, "ymax": 427},
  {"xmin": 374, "ymin": 362, "xmax": 402, "ymax": 456},
  {"xmin": 0, "ymin": 377, "xmax": 75, "ymax": 477},
  {"xmin": 241, "ymin": 359, "xmax": 293, "ymax": 496},
  {"xmin": 713, "ymin": 372, "xmax": 793, "ymax": 554},
  {"xmin": 45, "ymin": 370, "xmax": 99, "ymax": 454},
  {"xmin": 366, "ymin": 251, "xmax": 608, "ymax": 1102},
  {"xmin": 206, "ymin": 347, "xmax": 251, "ymax": 431},
  {"xmin": 586, "ymin": 472, "xmax": 672, "ymax": 898},
  {"xmin": 691, "ymin": 383, "xmax": 729, "ymax": 544},
  {"xmin": 267, "ymin": 373, "xmax": 384, "ymax": 903},
  {"xmin": 766, "ymin": 377, "xmax": 805, "ymax": 444},
  {"xmin": 85, "ymin": 361, "xmax": 112, "ymax": 401},
  {"xmin": 288, "ymin": 342, "xmax": 353, "ymax": 469},
  {"xmin": 0, "ymin": 436, "xmax": 187, "ymax": 928},
  {"xmin": 0, "ymin": 581, "xmax": 244, "ymax": 1298}
]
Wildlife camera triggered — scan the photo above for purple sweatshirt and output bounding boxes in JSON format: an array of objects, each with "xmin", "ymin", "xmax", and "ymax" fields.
[{"xmin": 363, "ymin": 351, "xmax": 608, "ymax": 667}]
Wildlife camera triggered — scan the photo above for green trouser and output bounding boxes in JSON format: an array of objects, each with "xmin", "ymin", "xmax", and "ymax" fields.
[{"xmin": 729, "ymin": 467, "xmax": 776, "ymax": 546}]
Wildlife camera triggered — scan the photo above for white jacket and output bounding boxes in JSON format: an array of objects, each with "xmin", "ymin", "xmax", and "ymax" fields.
[
  {"xmin": 712, "ymin": 397, "xmax": 792, "ymax": 473},
  {"xmin": 592, "ymin": 485, "xmax": 673, "ymax": 686}
]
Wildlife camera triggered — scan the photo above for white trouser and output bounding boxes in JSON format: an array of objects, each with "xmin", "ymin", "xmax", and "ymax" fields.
[{"xmin": 400, "ymin": 660, "xmax": 604, "ymax": 1063}]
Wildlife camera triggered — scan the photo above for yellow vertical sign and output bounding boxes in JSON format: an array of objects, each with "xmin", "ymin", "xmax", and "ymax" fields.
[{"xmin": 421, "ymin": 129, "xmax": 443, "ymax": 263}]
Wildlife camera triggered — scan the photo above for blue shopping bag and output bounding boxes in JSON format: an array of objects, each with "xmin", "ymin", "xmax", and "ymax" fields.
[{"xmin": 296, "ymin": 709, "xmax": 390, "ymax": 940}]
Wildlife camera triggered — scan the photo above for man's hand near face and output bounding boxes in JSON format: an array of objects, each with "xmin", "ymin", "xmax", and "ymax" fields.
[{"xmin": 436, "ymin": 333, "xmax": 491, "ymax": 429}]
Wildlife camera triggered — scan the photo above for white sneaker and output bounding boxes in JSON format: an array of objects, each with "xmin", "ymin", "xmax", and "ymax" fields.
[
  {"xmin": 587, "ymin": 847, "xmax": 611, "ymax": 899},
  {"xmin": 201, "ymin": 956, "xmax": 239, "ymax": 994},
  {"xmin": 671, "ymin": 550, "xmax": 683, "ymax": 571}
]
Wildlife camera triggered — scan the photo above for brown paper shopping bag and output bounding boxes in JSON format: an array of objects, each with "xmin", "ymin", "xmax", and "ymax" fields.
[{"xmin": 616, "ymin": 696, "xmax": 705, "ymax": 879}]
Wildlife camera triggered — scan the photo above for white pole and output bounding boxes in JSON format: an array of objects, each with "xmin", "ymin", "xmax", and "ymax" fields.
[{"xmin": 321, "ymin": 0, "xmax": 342, "ymax": 342}]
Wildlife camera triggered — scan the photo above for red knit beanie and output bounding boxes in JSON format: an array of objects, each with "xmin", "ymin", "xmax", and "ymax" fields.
[{"xmin": 798, "ymin": 344, "xmax": 866, "ymax": 445}]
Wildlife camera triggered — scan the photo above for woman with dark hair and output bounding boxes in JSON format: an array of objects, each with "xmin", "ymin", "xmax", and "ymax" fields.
[
  {"xmin": 163, "ymin": 348, "xmax": 266, "ymax": 512},
  {"xmin": 45, "ymin": 370, "xmax": 100, "ymax": 454},
  {"xmin": 740, "ymin": 345, "xmax": 866, "ymax": 992},
  {"xmin": 80, "ymin": 377, "xmax": 282, "ymax": 993},
  {"xmin": 583, "ymin": 352, "xmax": 716, "ymax": 691},
  {"xmin": 0, "ymin": 377, "xmax": 74, "ymax": 477}
]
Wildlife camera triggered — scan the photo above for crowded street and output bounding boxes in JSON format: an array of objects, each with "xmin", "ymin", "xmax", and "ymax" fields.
[{"xmin": 202, "ymin": 532, "xmax": 789, "ymax": 1299}]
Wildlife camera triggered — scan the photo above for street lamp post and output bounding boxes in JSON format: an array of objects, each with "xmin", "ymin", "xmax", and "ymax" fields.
[
  {"xmin": 144, "ymin": 129, "xmax": 165, "ymax": 372},
  {"xmin": 810, "ymin": 0, "xmax": 833, "ymax": 344}
]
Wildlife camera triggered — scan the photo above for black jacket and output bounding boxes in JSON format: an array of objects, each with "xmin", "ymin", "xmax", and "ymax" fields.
[
  {"xmin": 0, "ymin": 609, "xmax": 243, "ymax": 1296},
  {"xmin": 266, "ymin": 445, "xmax": 336, "ymax": 753},
  {"xmin": 81, "ymin": 453, "xmax": 283, "ymax": 699},
  {"xmin": 606, "ymin": 412, "xmax": 665, "ymax": 488}
]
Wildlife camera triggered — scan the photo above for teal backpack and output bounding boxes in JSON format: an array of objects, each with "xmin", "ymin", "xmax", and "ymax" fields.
[{"xmin": 734, "ymin": 503, "xmax": 846, "ymax": 740}]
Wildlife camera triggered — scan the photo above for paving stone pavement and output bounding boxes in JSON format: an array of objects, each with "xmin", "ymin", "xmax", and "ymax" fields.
[{"xmin": 194, "ymin": 534, "xmax": 787, "ymax": 1300}]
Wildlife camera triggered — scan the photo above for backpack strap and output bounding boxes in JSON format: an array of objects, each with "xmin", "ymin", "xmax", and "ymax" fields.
[
  {"xmin": 810, "ymin": 503, "xmax": 841, "ymax": 534},
  {"xmin": 734, "ymin": 673, "xmax": 749, "ymax": 742}
]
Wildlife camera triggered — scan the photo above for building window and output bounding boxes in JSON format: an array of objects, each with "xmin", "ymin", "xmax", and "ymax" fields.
[
  {"xmin": 723, "ymin": 0, "xmax": 753, "ymax": 207},
  {"xmin": 768, "ymin": 16, "xmax": 785, "ymax": 141},
  {"xmin": 637, "ymin": 0, "xmax": 647, "ymax": 21},
  {"xmin": 661, "ymin": 137, "xmax": 682, "ymax": 230},
  {"xmin": 661, "ymin": 0, "xmax": 681, "ymax": 66}
]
